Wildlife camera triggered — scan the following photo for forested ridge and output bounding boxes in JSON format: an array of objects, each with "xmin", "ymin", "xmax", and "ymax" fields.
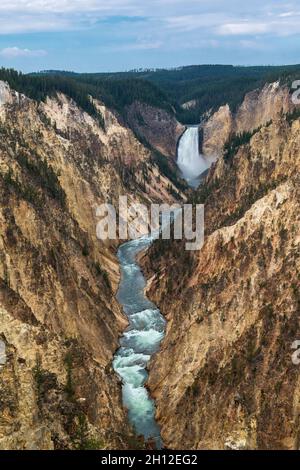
[
  {"xmin": 1, "ymin": 64, "xmax": 300, "ymax": 127},
  {"xmin": 50, "ymin": 64, "xmax": 300, "ymax": 124},
  {"xmin": 0, "ymin": 68, "xmax": 172, "ymax": 126},
  {"xmin": 0, "ymin": 68, "xmax": 101, "ymax": 119}
]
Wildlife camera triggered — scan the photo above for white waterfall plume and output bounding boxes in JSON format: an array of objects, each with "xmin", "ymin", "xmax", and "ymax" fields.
[{"xmin": 177, "ymin": 126, "xmax": 210, "ymax": 187}]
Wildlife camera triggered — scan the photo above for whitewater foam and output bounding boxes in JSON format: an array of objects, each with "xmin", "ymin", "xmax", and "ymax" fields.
[
  {"xmin": 113, "ymin": 235, "xmax": 165, "ymax": 446},
  {"xmin": 177, "ymin": 126, "xmax": 210, "ymax": 187}
]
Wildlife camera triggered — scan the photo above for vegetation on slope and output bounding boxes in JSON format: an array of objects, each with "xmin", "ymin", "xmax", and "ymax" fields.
[
  {"xmin": 0, "ymin": 68, "xmax": 105, "ymax": 127},
  {"xmin": 3, "ymin": 64, "xmax": 300, "ymax": 127},
  {"xmin": 223, "ymin": 123, "xmax": 273, "ymax": 162},
  {"xmin": 55, "ymin": 64, "xmax": 300, "ymax": 124}
]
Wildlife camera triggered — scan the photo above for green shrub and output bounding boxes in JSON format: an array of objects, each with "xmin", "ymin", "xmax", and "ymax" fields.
[
  {"xmin": 94, "ymin": 262, "xmax": 111, "ymax": 290},
  {"xmin": 64, "ymin": 351, "xmax": 75, "ymax": 401},
  {"xmin": 73, "ymin": 413, "xmax": 104, "ymax": 450},
  {"xmin": 82, "ymin": 243, "xmax": 89, "ymax": 257},
  {"xmin": 16, "ymin": 151, "xmax": 66, "ymax": 205},
  {"xmin": 286, "ymin": 108, "xmax": 300, "ymax": 124},
  {"xmin": 2, "ymin": 169, "xmax": 42, "ymax": 206}
]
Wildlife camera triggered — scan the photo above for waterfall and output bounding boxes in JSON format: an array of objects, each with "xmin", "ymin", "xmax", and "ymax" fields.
[{"xmin": 177, "ymin": 126, "xmax": 210, "ymax": 187}]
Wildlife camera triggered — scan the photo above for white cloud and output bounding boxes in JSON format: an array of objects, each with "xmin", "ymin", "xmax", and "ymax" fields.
[
  {"xmin": 0, "ymin": 1, "xmax": 137, "ymax": 34},
  {"xmin": 165, "ymin": 14, "xmax": 226, "ymax": 33},
  {"xmin": 0, "ymin": 1, "xmax": 299, "ymax": 44},
  {"xmin": 0, "ymin": 17, "xmax": 72, "ymax": 34},
  {"xmin": 124, "ymin": 40, "xmax": 163, "ymax": 50},
  {"xmin": 107, "ymin": 39, "xmax": 163, "ymax": 52},
  {"xmin": 0, "ymin": 1, "xmax": 138, "ymax": 15},
  {"xmin": 278, "ymin": 11, "xmax": 298, "ymax": 18},
  {"xmin": 217, "ymin": 22, "xmax": 269, "ymax": 36},
  {"xmin": 0, "ymin": 46, "xmax": 47, "ymax": 58}
]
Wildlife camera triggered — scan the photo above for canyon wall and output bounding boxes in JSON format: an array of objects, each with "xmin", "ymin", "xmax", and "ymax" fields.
[
  {"xmin": 0, "ymin": 81, "xmax": 182, "ymax": 449},
  {"xmin": 143, "ymin": 112, "xmax": 300, "ymax": 449},
  {"xmin": 126, "ymin": 102, "xmax": 185, "ymax": 158},
  {"xmin": 202, "ymin": 82, "xmax": 293, "ymax": 158}
]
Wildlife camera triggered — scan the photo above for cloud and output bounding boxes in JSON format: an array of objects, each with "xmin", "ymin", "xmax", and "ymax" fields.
[
  {"xmin": 278, "ymin": 12, "xmax": 299, "ymax": 18},
  {"xmin": 239, "ymin": 39, "xmax": 265, "ymax": 50},
  {"xmin": 0, "ymin": 1, "xmax": 299, "ymax": 38},
  {"xmin": 0, "ymin": 46, "xmax": 47, "ymax": 58},
  {"xmin": 217, "ymin": 22, "xmax": 269, "ymax": 36},
  {"xmin": 0, "ymin": 1, "xmax": 140, "ymax": 34},
  {"xmin": 165, "ymin": 14, "xmax": 226, "ymax": 33},
  {"xmin": 123, "ymin": 40, "xmax": 163, "ymax": 50},
  {"xmin": 0, "ymin": 0, "xmax": 300, "ymax": 71},
  {"xmin": 0, "ymin": 1, "xmax": 139, "ymax": 15}
]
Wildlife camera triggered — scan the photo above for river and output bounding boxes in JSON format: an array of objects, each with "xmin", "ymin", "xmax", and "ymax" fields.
[
  {"xmin": 112, "ymin": 126, "xmax": 210, "ymax": 447},
  {"xmin": 113, "ymin": 235, "xmax": 165, "ymax": 448}
]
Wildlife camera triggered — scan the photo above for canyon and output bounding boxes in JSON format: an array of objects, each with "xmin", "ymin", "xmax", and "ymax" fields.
[{"xmin": 0, "ymin": 71, "xmax": 299, "ymax": 451}]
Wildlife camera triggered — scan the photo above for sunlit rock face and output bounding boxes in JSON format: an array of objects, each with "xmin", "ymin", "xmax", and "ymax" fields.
[
  {"xmin": 202, "ymin": 82, "xmax": 293, "ymax": 159},
  {"xmin": 202, "ymin": 104, "xmax": 233, "ymax": 158},
  {"xmin": 0, "ymin": 81, "xmax": 13, "ymax": 107}
]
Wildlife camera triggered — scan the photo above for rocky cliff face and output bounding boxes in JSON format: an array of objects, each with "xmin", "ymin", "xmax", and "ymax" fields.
[
  {"xmin": 0, "ymin": 81, "xmax": 182, "ymax": 449},
  {"xmin": 142, "ymin": 112, "xmax": 300, "ymax": 449},
  {"xmin": 202, "ymin": 104, "xmax": 232, "ymax": 158},
  {"xmin": 125, "ymin": 101, "xmax": 185, "ymax": 158},
  {"xmin": 202, "ymin": 82, "xmax": 293, "ymax": 158}
]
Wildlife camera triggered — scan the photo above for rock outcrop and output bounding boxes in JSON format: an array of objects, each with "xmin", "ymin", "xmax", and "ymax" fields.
[
  {"xmin": 202, "ymin": 82, "xmax": 293, "ymax": 159},
  {"xmin": 125, "ymin": 102, "xmax": 185, "ymax": 158},
  {"xmin": 202, "ymin": 104, "xmax": 232, "ymax": 158}
]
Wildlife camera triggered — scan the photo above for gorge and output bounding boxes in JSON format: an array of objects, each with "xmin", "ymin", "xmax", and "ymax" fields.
[{"xmin": 0, "ymin": 65, "xmax": 300, "ymax": 450}]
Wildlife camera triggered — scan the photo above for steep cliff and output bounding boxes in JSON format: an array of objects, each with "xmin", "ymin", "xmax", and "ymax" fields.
[
  {"xmin": 0, "ymin": 81, "xmax": 182, "ymax": 449},
  {"xmin": 125, "ymin": 101, "xmax": 185, "ymax": 158},
  {"xmin": 142, "ymin": 112, "xmax": 300, "ymax": 449},
  {"xmin": 202, "ymin": 82, "xmax": 293, "ymax": 159}
]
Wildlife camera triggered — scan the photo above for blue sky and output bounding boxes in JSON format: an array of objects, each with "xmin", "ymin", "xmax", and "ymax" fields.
[{"xmin": 0, "ymin": 0, "xmax": 300, "ymax": 72}]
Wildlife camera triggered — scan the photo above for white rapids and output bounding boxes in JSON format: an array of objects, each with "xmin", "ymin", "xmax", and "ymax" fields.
[{"xmin": 112, "ymin": 235, "xmax": 165, "ymax": 448}]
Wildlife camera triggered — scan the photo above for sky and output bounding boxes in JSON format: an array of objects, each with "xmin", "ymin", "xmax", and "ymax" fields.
[{"xmin": 0, "ymin": 0, "xmax": 300, "ymax": 73}]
